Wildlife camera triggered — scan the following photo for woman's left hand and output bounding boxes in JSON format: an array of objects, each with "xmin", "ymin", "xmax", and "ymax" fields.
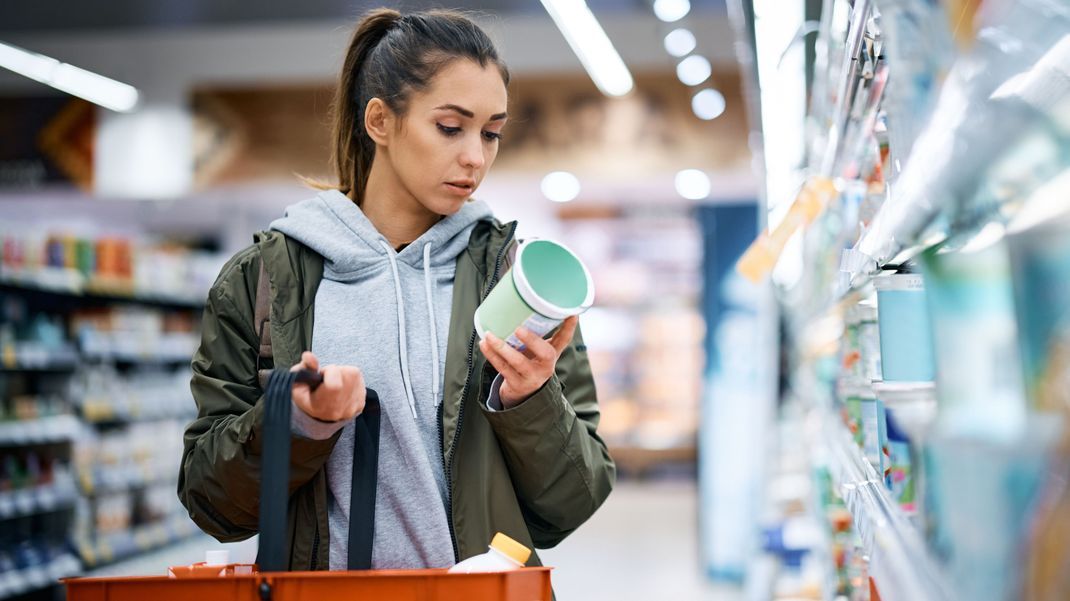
[{"xmin": 479, "ymin": 316, "xmax": 578, "ymax": 409}]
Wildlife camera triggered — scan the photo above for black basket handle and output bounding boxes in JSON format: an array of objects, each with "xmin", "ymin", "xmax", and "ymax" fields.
[{"xmin": 257, "ymin": 368, "xmax": 379, "ymax": 572}]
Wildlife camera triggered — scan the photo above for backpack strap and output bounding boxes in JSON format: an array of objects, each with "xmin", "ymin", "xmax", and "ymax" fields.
[{"xmin": 255, "ymin": 255, "xmax": 274, "ymax": 379}]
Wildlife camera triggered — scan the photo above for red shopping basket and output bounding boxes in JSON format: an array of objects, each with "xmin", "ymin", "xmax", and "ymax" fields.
[
  {"xmin": 64, "ymin": 568, "xmax": 553, "ymax": 600},
  {"xmin": 64, "ymin": 369, "xmax": 553, "ymax": 600}
]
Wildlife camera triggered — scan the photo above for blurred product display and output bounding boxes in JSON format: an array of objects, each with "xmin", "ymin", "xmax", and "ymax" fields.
[
  {"xmin": 0, "ymin": 257, "xmax": 211, "ymax": 598},
  {"xmin": 748, "ymin": 0, "xmax": 1070, "ymax": 599},
  {"xmin": 561, "ymin": 210, "xmax": 704, "ymax": 474}
]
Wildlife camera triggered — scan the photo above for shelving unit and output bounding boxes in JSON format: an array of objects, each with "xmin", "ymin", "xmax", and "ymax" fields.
[
  {"xmin": 0, "ymin": 244, "xmax": 212, "ymax": 598},
  {"xmin": 740, "ymin": 0, "xmax": 1070, "ymax": 599},
  {"xmin": 822, "ymin": 414, "xmax": 951, "ymax": 601}
]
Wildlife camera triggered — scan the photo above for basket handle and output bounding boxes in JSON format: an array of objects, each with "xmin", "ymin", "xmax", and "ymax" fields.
[{"xmin": 257, "ymin": 368, "xmax": 380, "ymax": 572}]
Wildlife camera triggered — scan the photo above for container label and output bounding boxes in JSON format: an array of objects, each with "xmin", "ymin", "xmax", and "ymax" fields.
[{"xmin": 505, "ymin": 313, "xmax": 563, "ymax": 352}]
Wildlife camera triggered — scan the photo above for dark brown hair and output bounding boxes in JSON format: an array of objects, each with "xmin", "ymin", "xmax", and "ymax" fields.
[{"xmin": 318, "ymin": 8, "xmax": 510, "ymax": 204}]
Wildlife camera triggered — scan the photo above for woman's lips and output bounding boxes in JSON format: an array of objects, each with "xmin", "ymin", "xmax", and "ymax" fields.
[{"xmin": 444, "ymin": 182, "xmax": 474, "ymax": 196}]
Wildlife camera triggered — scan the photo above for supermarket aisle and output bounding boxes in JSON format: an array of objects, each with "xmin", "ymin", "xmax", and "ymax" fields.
[{"xmin": 540, "ymin": 480, "xmax": 743, "ymax": 601}]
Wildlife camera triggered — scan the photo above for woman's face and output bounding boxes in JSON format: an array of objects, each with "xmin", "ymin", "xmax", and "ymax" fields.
[{"xmin": 383, "ymin": 59, "xmax": 508, "ymax": 216}]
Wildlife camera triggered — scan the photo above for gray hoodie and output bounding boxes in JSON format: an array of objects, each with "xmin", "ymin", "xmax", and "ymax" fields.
[{"xmin": 270, "ymin": 188, "xmax": 495, "ymax": 570}]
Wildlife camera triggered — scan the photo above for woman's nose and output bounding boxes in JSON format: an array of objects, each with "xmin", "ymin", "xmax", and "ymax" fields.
[{"xmin": 458, "ymin": 134, "xmax": 486, "ymax": 170}]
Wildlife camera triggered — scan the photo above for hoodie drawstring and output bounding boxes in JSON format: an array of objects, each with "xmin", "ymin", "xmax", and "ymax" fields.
[
  {"xmin": 378, "ymin": 240, "xmax": 442, "ymax": 420},
  {"xmin": 380, "ymin": 240, "xmax": 419, "ymax": 419},
  {"xmin": 423, "ymin": 243, "xmax": 441, "ymax": 408}
]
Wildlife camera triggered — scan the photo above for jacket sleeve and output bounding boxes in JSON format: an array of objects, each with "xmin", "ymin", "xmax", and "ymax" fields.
[
  {"xmin": 177, "ymin": 252, "xmax": 340, "ymax": 542},
  {"xmin": 479, "ymin": 323, "xmax": 616, "ymax": 548}
]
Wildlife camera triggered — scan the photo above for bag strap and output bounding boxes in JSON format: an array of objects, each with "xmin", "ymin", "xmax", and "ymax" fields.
[
  {"xmin": 255, "ymin": 255, "xmax": 273, "ymax": 374},
  {"xmin": 347, "ymin": 390, "xmax": 381, "ymax": 570},
  {"xmin": 258, "ymin": 369, "xmax": 296, "ymax": 572}
]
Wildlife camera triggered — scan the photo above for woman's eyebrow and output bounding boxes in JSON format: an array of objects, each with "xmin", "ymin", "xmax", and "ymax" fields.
[{"xmin": 435, "ymin": 104, "xmax": 508, "ymax": 121}]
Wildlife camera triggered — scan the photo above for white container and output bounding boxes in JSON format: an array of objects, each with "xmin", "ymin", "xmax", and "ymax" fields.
[{"xmin": 448, "ymin": 533, "xmax": 531, "ymax": 574}]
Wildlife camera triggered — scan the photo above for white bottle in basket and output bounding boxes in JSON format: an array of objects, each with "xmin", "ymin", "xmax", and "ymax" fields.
[{"xmin": 448, "ymin": 533, "xmax": 531, "ymax": 573}]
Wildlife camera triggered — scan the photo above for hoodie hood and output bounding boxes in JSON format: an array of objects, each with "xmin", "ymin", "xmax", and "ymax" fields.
[
  {"xmin": 271, "ymin": 185, "xmax": 496, "ymax": 423},
  {"xmin": 270, "ymin": 188, "xmax": 494, "ymax": 280}
]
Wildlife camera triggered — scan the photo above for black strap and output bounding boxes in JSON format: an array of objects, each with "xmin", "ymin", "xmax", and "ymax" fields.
[
  {"xmin": 258, "ymin": 369, "xmax": 295, "ymax": 572},
  {"xmin": 255, "ymin": 256, "xmax": 273, "ymax": 369},
  {"xmin": 347, "ymin": 389, "xmax": 381, "ymax": 570}
]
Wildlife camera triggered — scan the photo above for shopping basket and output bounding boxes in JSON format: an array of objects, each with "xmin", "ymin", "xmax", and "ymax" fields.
[{"xmin": 64, "ymin": 369, "xmax": 553, "ymax": 600}]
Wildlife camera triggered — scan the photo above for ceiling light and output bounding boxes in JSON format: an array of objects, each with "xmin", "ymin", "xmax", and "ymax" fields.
[
  {"xmin": 541, "ymin": 171, "xmax": 581, "ymax": 203},
  {"xmin": 676, "ymin": 55, "xmax": 712, "ymax": 86},
  {"xmin": 539, "ymin": 0, "xmax": 634, "ymax": 97},
  {"xmin": 653, "ymin": 0, "xmax": 691, "ymax": 23},
  {"xmin": 675, "ymin": 169, "xmax": 711, "ymax": 200},
  {"xmin": 663, "ymin": 28, "xmax": 697, "ymax": 57},
  {"xmin": 692, "ymin": 89, "xmax": 726, "ymax": 120},
  {"xmin": 0, "ymin": 41, "xmax": 139, "ymax": 113}
]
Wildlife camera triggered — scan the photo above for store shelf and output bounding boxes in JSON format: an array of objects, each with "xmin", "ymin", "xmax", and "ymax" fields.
[
  {"xmin": 0, "ymin": 346, "xmax": 80, "ymax": 372},
  {"xmin": 0, "ymin": 479, "xmax": 78, "ymax": 521},
  {"xmin": 0, "ymin": 415, "xmax": 80, "ymax": 446},
  {"xmin": 824, "ymin": 414, "xmax": 952, "ymax": 601},
  {"xmin": 0, "ymin": 274, "xmax": 204, "ymax": 310},
  {"xmin": 0, "ymin": 552, "xmax": 81, "ymax": 601},
  {"xmin": 79, "ymin": 403, "xmax": 196, "ymax": 426},
  {"xmin": 77, "ymin": 467, "xmax": 176, "ymax": 497},
  {"xmin": 77, "ymin": 514, "xmax": 200, "ymax": 569}
]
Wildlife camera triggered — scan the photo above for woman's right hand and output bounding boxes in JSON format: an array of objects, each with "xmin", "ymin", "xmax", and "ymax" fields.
[{"xmin": 291, "ymin": 351, "xmax": 366, "ymax": 422}]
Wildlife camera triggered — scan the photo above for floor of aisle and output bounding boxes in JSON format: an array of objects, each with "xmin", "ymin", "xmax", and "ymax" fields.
[{"xmin": 539, "ymin": 479, "xmax": 744, "ymax": 601}]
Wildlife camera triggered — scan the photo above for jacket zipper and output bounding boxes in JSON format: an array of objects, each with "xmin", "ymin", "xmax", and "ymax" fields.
[
  {"xmin": 440, "ymin": 222, "xmax": 517, "ymax": 562},
  {"xmin": 310, "ymin": 523, "xmax": 320, "ymax": 570}
]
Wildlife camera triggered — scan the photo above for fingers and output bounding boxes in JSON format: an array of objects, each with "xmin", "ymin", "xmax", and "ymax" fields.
[
  {"xmin": 291, "ymin": 351, "xmax": 319, "ymax": 373},
  {"xmin": 308, "ymin": 365, "xmax": 364, "ymax": 421},
  {"xmin": 479, "ymin": 335, "xmax": 525, "ymax": 382},
  {"xmin": 342, "ymin": 367, "xmax": 366, "ymax": 420},
  {"xmin": 549, "ymin": 316, "xmax": 578, "ymax": 356},
  {"xmin": 322, "ymin": 364, "xmax": 343, "ymax": 392},
  {"xmin": 514, "ymin": 327, "xmax": 555, "ymax": 363}
]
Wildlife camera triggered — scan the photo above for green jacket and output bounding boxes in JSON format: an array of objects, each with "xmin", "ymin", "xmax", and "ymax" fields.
[{"xmin": 178, "ymin": 218, "xmax": 616, "ymax": 570}]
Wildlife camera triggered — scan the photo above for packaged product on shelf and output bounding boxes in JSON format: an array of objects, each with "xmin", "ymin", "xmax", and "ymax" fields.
[
  {"xmin": 1005, "ymin": 201, "xmax": 1070, "ymax": 600},
  {"xmin": 874, "ymin": 0, "xmax": 953, "ymax": 172},
  {"xmin": 856, "ymin": 303, "xmax": 881, "ymax": 383},
  {"xmin": 859, "ymin": 390, "xmax": 881, "ymax": 470},
  {"xmin": 873, "ymin": 271, "xmax": 934, "ymax": 382},
  {"xmin": 883, "ymin": 411, "xmax": 915, "ymax": 513},
  {"xmin": 920, "ymin": 242, "xmax": 1027, "ymax": 440},
  {"xmin": 926, "ymin": 427, "xmax": 1057, "ymax": 601},
  {"xmin": 872, "ymin": 381, "xmax": 936, "ymax": 519}
]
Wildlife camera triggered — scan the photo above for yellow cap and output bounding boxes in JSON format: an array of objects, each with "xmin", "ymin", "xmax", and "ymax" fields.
[{"xmin": 490, "ymin": 532, "xmax": 531, "ymax": 566}]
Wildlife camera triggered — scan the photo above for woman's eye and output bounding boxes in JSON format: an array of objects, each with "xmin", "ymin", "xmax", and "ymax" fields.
[
  {"xmin": 483, "ymin": 131, "xmax": 503, "ymax": 142},
  {"xmin": 437, "ymin": 123, "xmax": 462, "ymax": 136}
]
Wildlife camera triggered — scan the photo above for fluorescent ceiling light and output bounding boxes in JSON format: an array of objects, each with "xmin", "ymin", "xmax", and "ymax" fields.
[
  {"xmin": 653, "ymin": 0, "xmax": 691, "ymax": 23},
  {"xmin": 676, "ymin": 55, "xmax": 712, "ymax": 86},
  {"xmin": 692, "ymin": 88, "xmax": 726, "ymax": 120},
  {"xmin": 539, "ymin": 0, "xmax": 634, "ymax": 97},
  {"xmin": 663, "ymin": 28, "xmax": 697, "ymax": 57},
  {"xmin": 0, "ymin": 41, "xmax": 139, "ymax": 112},
  {"xmin": 541, "ymin": 171, "xmax": 581, "ymax": 203},
  {"xmin": 675, "ymin": 169, "xmax": 711, "ymax": 200}
]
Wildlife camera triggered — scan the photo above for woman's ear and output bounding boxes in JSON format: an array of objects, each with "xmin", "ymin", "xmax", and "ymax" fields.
[{"xmin": 364, "ymin": 98, "xmax": 392, "ymax": 146}]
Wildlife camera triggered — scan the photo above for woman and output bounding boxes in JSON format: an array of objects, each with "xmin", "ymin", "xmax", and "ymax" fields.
[{"xmin": 178, "ymin": 8, "xmax": 615, "ymax": 572}]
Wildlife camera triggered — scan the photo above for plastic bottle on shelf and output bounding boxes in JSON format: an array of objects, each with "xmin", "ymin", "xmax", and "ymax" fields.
[{"xmin": 448, "ymin": 533, "xmax": 530, "ymax": 574}]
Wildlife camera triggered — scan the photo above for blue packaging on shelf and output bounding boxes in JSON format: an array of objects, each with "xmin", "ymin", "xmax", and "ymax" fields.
[{"xmin": 874, "ymin": 272, "xmax": 935, "ymax": 382}]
